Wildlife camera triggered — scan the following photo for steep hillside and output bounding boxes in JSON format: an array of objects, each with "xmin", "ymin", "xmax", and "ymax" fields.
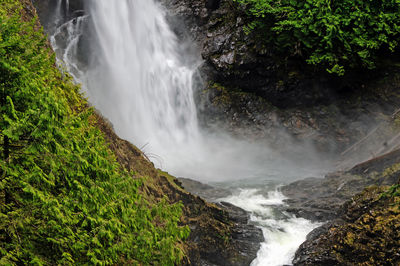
[
  {"xmin": 0, "ymin": 1, "xmax": 262, "ymax": 265},
  {"xmin": 0, "ymin": 0, "xmax": 189, "ymax": 264}
]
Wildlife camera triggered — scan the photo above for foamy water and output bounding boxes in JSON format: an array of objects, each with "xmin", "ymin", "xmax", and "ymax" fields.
[{"xmin": 219, "ymin": 188, "xmax": 322, "ymax": 266}]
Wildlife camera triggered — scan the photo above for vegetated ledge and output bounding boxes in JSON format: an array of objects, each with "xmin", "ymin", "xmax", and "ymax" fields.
[
  {"xmin": 19, "ymin": 0, "xmax": 263, "ymax": 265},
  {"xmin": 94, "ymin": 112, "xmax": 264, "ymax": 266},
  {"xmin": 293, "ymin": 185, "xmax": 400, "ymax": 265},
  {"xmin": 281, "ymin": 149, "xmax": 400, "ymax": 265}
]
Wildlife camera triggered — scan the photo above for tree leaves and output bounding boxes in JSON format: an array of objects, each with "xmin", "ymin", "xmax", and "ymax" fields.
[{"xmin": 235, "ymin": 0, "xmax": 400, "ymax": 75}]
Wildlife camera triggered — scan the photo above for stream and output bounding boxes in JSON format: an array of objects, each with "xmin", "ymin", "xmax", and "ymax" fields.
[
  {"xmin": 214, "ymin": 180, "xmax": 322, "ymax": 265},
  {"xmin": 47, "ymin": 0, "xmax": 328, "ymax": 264}
]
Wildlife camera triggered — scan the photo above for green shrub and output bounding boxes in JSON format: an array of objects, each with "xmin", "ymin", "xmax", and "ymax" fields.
[
  {"xmin": 0, "ymin": 1, "xmax": 189, "ymax": 265},
  {"xmin": 235, "ymin": 0, "xmax": 400, "ymax": 75}
]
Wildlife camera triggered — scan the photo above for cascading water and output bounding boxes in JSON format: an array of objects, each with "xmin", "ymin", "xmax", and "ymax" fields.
[
  {"xmin": 48, "ymin": 0, "xmax": 328, "ymax": 264},
  {"xmin": 50, "ymin": 0, "xmax": 332, "ymax": 183},
  {"xmin": 86, "ymin": 0, "xmax": 201, "ymax": 153}
]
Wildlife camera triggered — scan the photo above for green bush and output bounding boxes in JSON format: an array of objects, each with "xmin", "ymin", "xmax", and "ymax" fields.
[
  {"xmin": 0, "ymin": 1, "xmax": 189, "ymax": 265},
  {"xmin": 235, "ymin": 0, "xmax": 400, "ymax": 75}
]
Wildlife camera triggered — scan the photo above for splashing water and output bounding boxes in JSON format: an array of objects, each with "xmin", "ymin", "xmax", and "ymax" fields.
[
  {"xmin": 48, "ymin": 0, "xmax": 329, "ymax": 264},
  {"xmin": 50, "ymin": 15, "xmax": 87, "ymax": 80},
  {"xmin": 219, "ymin": 188, "xmax": 322, "ymax": 266},
  {"xmin": 87, "ymin": 0, "xmax": 200, "ymax": 145}
]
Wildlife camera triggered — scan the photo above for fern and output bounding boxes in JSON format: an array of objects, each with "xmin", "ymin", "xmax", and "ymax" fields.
[
  {"xmin": 235, "ymin": 0, "xmax": 400, "ymax": 75},
  {"xmin": 0, "ymin": 1, "xmax": 189, "ymax": 265}
]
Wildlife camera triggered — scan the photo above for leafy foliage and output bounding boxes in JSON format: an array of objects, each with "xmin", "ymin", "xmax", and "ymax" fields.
[
  {"xmin": 235, "ymin": 0, "xmax": 400, "ymax": 75},
  {"xmin": 0, "ymin": 1, "xmax": 189, "ymax": 265},
  {"xmin": 381, "ymin": 184, "xmax": 400, "ymax": 199}
]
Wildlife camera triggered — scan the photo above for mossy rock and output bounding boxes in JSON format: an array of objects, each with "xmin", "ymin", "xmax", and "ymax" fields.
[{"xmin": 294, "ymin": 186, "xmax": 400, "ymax": 265}]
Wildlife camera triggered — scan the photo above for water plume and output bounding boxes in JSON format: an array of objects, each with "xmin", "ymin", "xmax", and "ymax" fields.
[{"xmin": 60, "ymin": 0, "xmax": 329, "ymax": 183}]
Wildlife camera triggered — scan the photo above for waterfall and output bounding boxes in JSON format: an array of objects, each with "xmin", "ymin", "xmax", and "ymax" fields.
[
  {"xmin": 51, "ymin": 0, "xmax": 266, "ymax": 181},
  {"xmin": 48, "ymin": 1, "xmax": 327, "ymax": 265},
  {"xmin": 50, "ymin": 15, "xmax": 87, "ymax": 80},
  {"xmin": 86, "ymin": 0, "xmax": 201, "ymax": 149},
  {"xmin": 50, "ymin": 0, "xmax": 331, "ymax": 182}
]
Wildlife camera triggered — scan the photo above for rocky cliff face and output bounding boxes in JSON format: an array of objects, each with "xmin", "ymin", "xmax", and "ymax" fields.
[
  {"xmin": 281, "ymin": 149, "xmax": 400, "ymax": 265},
  {"xmin": 161, "ymin": 0, "xmax": 400, "ymax": 107},
  {"xmin": 292, "ymin": 185, "xmax": 400, "ymax": 265},
  {"xmin": 161, "ymin": 0, "xmax": 400, "ymax": 159},
  {"xmin": 161, "ymin": 0, "xmax": 332, "ymax": 108},
  {"xmin": 32, "ymin": 0, "xmax": 84, "ymax": 31}
]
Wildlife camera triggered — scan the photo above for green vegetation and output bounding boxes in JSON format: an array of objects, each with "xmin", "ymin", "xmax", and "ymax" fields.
[
  {"xmin": 380, "ymin": 163, "xmax": 400, "ymax": 200},
  {"xmin": 332, "ymin": 187, "xmax": 400, "ymax": 265},
  {"xmin": 0, "ymin": 0, "xmax": 189, "ymax": 264},
  {"xmin": 381, "ymin": 184, "xmax": 400, "ymax": 199},
  {"xmin": 235, "ymin": 0, "xmax": 400, "ymax": 75}
]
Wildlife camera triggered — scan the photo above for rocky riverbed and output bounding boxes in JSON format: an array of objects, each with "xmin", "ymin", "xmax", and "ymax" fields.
[
  {"xmin": 282, "ymin": 149, "xmax": 400, "ymax": 222},
  {"xmin": 283, "ymin": 149, "xmax": 400, "ymax": 265},
  {"xmin": 178, "ymin": 147, "xmax": 400, "ymax": 265},
  {"xmin": 293, "ymin": 185, "xmax": 400, "ymax": 265}
]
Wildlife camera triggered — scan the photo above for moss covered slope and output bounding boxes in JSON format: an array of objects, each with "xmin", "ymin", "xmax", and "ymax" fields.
[
  {"xmin": 0, "ymin": 1, "xmax": 264, "ymax": 265},
  {"xmin": 0, "ymin": 1, "xmax": 189, "ymax": 264}
]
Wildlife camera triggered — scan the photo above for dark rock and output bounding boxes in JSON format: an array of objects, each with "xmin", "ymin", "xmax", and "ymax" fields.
[
  {"xmin": 170, "ymin": 177, "xmax": 263, "ymax": 266},
  {"xmin": 292, "ymin": 222, "xmax": 344, "ymax": 266},
  {"xmin": 160, "ymin": 0, "xmax": 375, "ymax": 110},
  {"xmin": 161, "ymin": 0, "xmax": 400, "ymax": 161},
  {"xmin": 350, "ymin": 148, "xmax": 400, "ymax": 176},
  {"xmin": 33, "ymin": 0, "xmax": 94, "ymax": 75},
  {"xmin": 281, "ymin": 149, "xmax": 400, "ymax": 222},
  {"xmin": 217, "ymin": 201, "xmax": 249, "ymax": 224},
  {"xmin": 177, "ymin": 177, "xmax": 232, "ymax": 201},
  {"xmin": 283, "ymin": 149, "xmax": 400, "ymax": 265},
  {"xmin": 32, "ymin": 0, "xmax": 85, "ymax": 32},
  {"xmin": 293, "ymin": 186, "xmax": 400, "ymax": 265}
]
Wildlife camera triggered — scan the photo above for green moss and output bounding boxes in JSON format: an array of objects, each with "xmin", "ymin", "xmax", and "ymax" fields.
[
  {"xmin": 0, "ymin": 1, "xmax": 189, "ymax": 264},
  {"xmin": 333, "ymin": 187, "xmax": 400, "ymax": 264},
  {"xmin": 207, "ymin": 82, "xmax": 275, "ymax": 111},
  {"xmin": 381, "ymin": 163, "xmax": 400, "ymax": 179}
]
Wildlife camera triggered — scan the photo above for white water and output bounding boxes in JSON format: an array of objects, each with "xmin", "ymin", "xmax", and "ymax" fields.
[
  {"xmin": 50, "ymin": 15, "xmax": 87, "ymax": 80},
  {"xmin": 86, "ymin": 0, "xmax": 200, "ymax": 147},
  {"xmin": 49, "ymin": 0, "xmax": 327, "ymax": 264},
  {"xmin": 219, "ymin": 188, "xmax": 321, "ymax": 266}
]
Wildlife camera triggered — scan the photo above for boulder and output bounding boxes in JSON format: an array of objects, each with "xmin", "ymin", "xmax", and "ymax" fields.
[{"xmin": 293, "ymin": 186, "xmax": 400, "ymax": 265}]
